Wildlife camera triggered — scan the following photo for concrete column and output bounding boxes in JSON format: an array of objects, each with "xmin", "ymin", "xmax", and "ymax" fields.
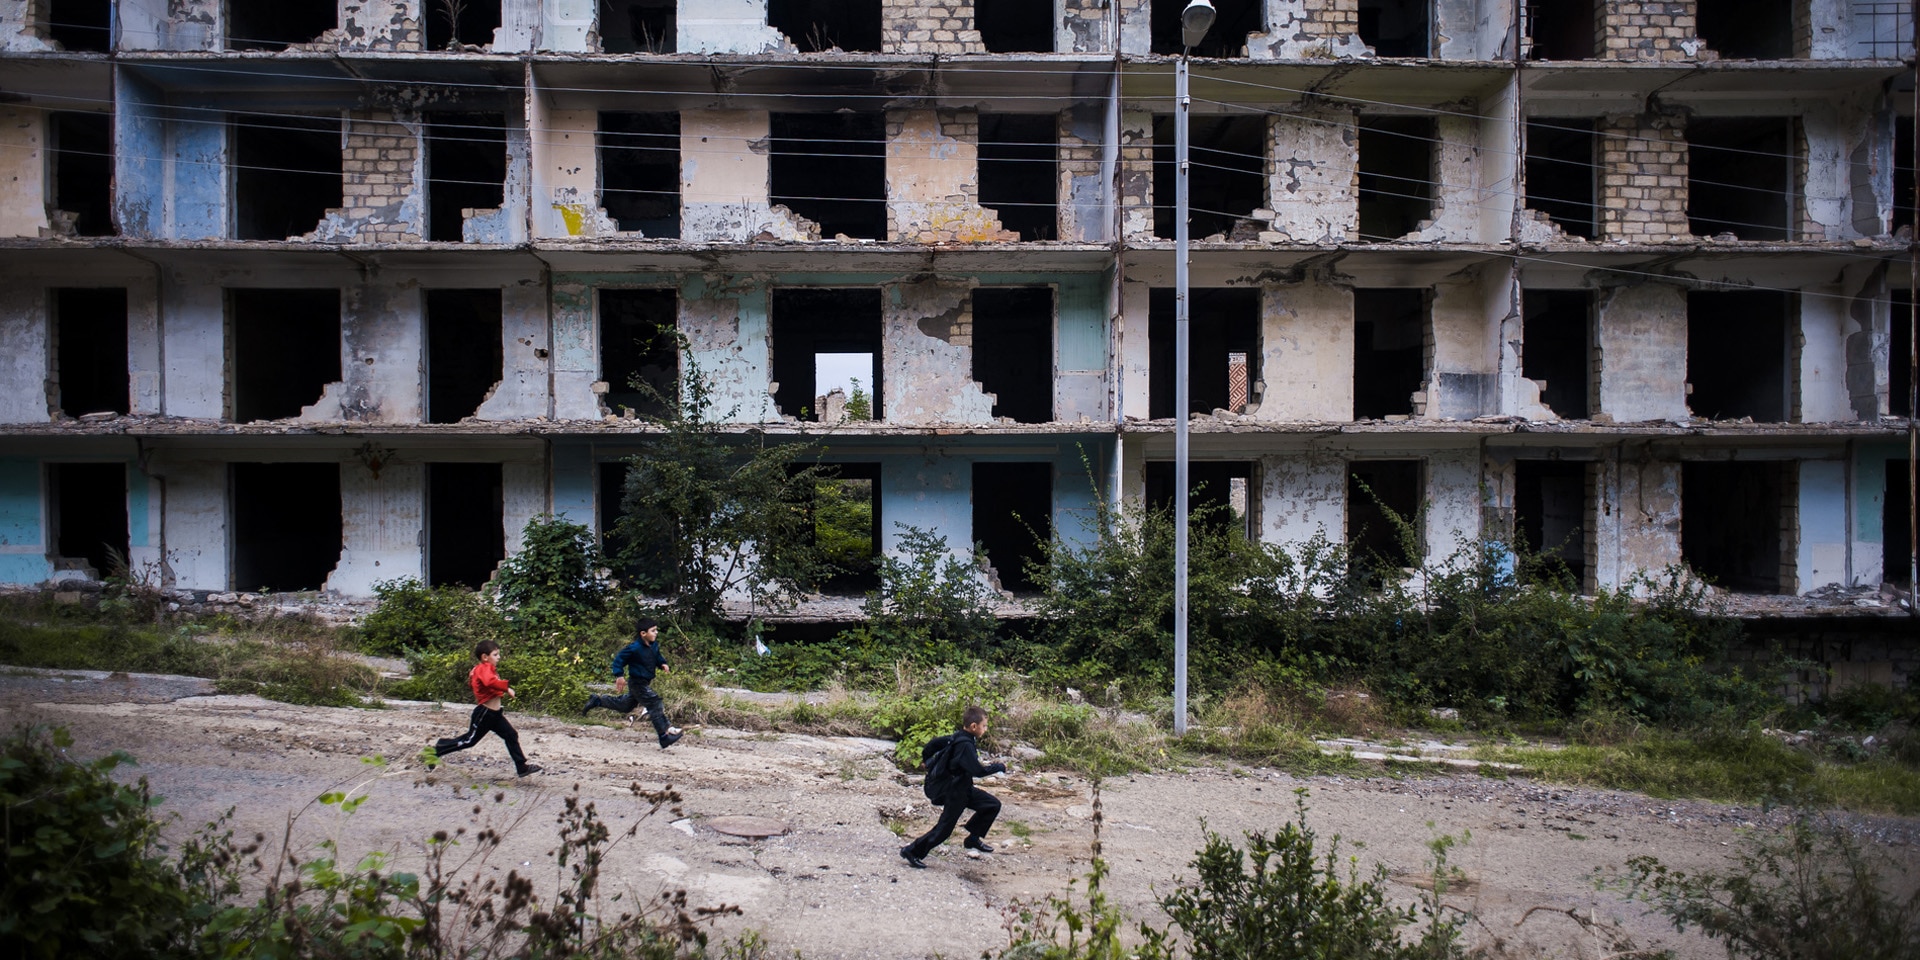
[
  {"xmin": 1255, "ymin": 280, "xmax": 1354, "ymax": 422},
  {"xmin": 1594, "ymin": 281, "xmax": 1688, "ymax": 422}
]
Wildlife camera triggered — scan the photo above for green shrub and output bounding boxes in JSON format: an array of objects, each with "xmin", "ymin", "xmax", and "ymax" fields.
[
  {"xmin": 1615, "ymin": 813, "xmax": 1920, "ymax": 960},
  {"xmin": 360, "ymin": 579, "xmax": 474, "ymax": 656},
  {"xmin": 862, "ymin": 525, "xmax": 998, "ymax": 660},
  {"xmin": 492, "ymin": 516, "xmax": 610, "ymax": 629},
  {"xmin": 871, "ymin": 667, "xmax": 1008, "ymax": 769}
]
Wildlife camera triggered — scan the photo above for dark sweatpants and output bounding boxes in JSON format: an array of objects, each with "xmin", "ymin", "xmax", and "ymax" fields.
[
  {"xmin": 904, "ymin": 787, "xmax": 1001, "ymax": 859},
  {"xmin": 585, "ymin": 684, "xmax": 673, "ymax": 744},
  {"xmin": 434, "ymin": 704, "xmax": 528, "ymax": 770}
]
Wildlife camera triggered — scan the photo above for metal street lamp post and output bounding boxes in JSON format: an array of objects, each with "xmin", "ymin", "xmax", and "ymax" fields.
[{"xmin": 1174, "ymin": 0, "xmax": 1215, "ymax": 738}]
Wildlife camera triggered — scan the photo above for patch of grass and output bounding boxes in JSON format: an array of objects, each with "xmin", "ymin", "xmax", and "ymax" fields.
[
  {"xmin": 1475, "ymin": 730, "xmax": 1920, "ymax": 815},
  {"xmin": 1006, "ymin": 819, "xmax": 1033, "ymax": 838}
]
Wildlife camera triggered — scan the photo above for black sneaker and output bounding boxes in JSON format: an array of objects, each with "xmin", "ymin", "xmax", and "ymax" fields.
[
  {"xmin": 580, "ymin": 697, "xmax": 595, "ymax": 716},
  {"xmin": 660, "ymin": 732, "xmax": 683, "ymax": 750},
  {"xmin": 516, "ymin": 764, "xmax": 542, "ymax": 777},
  {"xmin": 964, "ymin": 837, "xmax": 994, "ymax": 854},
  {"xmin": 900, "ymin": 846, "xmax": 927, "ymax": 869}
]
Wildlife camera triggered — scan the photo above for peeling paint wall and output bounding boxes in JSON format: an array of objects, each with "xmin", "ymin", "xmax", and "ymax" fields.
[
  {"xmin": 541, "ymin": 0, "xmax": 596, "ymax": 52},
  {"xmin": 682, "ymin": 110, "xmax": 818, "ymax": 242},
  {"xmin": 1407, "ymin": 115, "xmax": 1486, "ymax": 243},
  {"xmin": 1425, "ymin": 447, "xmax": 1483, "ymax": 558},
  {"xmin": 0, "ymin": 107, "xmax": 48, "ymax": 237},
  {"xmin": 158, "ymin": 269, "xmax": 227, "ymax": 419},
  {"xmin": 1251, "ymin": 0, "xmax": 1368, "ymax": 60},
  {"xmin": 501, "ymin": 460, "xmax": 547, "ymax": 553},
  {"xmin": 1054, "ymin": 273, "xmax": 1108, "ymax": 421},
  {"xmin": 1266, "ymin": 109, "xmax": 1358, "ymax": 243},
  {"xmin": 1592, "ymin": 454, "xmax": 1682, "ymax": 592},
  {"xmin": 680, "ymin": 274, "xmax": 776, "ymax": 423},
  {"xmin": 1594, "ymin": 281, "xmax": 1688, "ymax": 422},
  {"xmin": 152, "ymin": 457, "xmax": 227, "ymax": 590},
  {"xmin": 128, "ymin": 273, "xmax": 163, "ymax": 415},
  {"xmin": 0, "ymin": 457, "xmax": 51, "ymax": 583},
  {"xmin": 1058, "ymin": 106, "xmax": 1108, "ymax": 243},
  {"xmin": 677, "ymin": 0, "xmax": 793, "ymax": 54},
  {"xmin": 308, "ymin": 109, "xmax": 426, "ymax": 243},
  {"xmin": 1801, "ymin": 263, "xmax": 1880, "ymax": 423},
  {"xmin": 333, "ymin": 1, "xmax": 423, "ymax": 52},
  {"xmin": 327, "ymin": 459, "xmax": 424, "ymax": 595},
  {"xmin": 2, "ymin": 1, "xmax": 56, "ymax": 51},
  {"xmin": 1256, "ymin": 279, "xmax": 1354, "ymax": 422},
  {"xmin": 118, "ymin": 0, "xmax": 220, "ymax": 51},
  {"xmin": 302, "ymin": 274, "xmax": 424, "ymax": 423},
  {"xmin": 1796, "ymin": 459, "xmax": 1852, "ymax": 591},
  {"xmin": 550, "ymin": 277, "xmax": 605, "ymax": 420},
  {"xmin": 1115, "ymin": 278, "xmax": 1150, "ymax": 418},
  {"xmin": 0, "ymin": 280, "xmax": 48, "ymax": 423},
  {"xmin": 1260, "ymin": 449, "xmax": 1346, "ymax": 548},
  {"xmin": 1812, "ymin": 0, "xmax": 1914, "ymax": 59},
  {"xmin": 1427, "ymin": 267, "xmax": 1502, "ymax": 419},
  {"xmin": 536, "ymin": 109, "xmax": 619, "ymax": 239},
  {"xmin": 466, "ymin": 120, "xmax": 532, "ymax": 243},
  {"xmin": 1060, "ymin": 0, "xmax": 1111, "ymax": 53},
  {"xmin": 885, "ymin": 109, "xmax": 1017, "ymax": 244},
  {"xmin": 474, "ymin": 278, "xmax": 554, "ymax": 420},
  {"xmin": 1436, "ymin": 0, "xmax": 1515, "ymax": 61},
  {"xmin": 883, "ymin": 276, "xmax": 996, "ymax": 424},
  {"xmin": 1800, "ymin": 93, "xmax": 1883, "ymax": 240},
  {"xmin": 1118, "ymin": 111, "xmax": 1154, "ymax": 240}
]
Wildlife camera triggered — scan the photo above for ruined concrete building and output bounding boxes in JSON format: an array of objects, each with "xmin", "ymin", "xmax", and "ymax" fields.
[{"xmin": 0, "ymin": 1, "xmax": 1914, "ymax": 620}]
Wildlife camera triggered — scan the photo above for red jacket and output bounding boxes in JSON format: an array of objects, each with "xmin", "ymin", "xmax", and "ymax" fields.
[{"xmin": 468, "ymin": 661, "xmax": 510, "ymax": 705}]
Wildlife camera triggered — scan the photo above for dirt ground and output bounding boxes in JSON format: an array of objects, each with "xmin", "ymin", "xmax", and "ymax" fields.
[{"xmin": 5, "ymin": 668, "xmax": 1916, "ymax": 960}]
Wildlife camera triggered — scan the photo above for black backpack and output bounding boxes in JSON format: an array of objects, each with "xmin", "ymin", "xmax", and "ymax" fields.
[{"xmin": 920, "ymin": 734, "xmax": 957, "ymax": 801}]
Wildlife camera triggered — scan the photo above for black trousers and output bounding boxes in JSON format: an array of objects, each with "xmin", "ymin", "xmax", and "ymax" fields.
[
  {"xmin": 586, "ymin": 685, "xmax": 673, "ymax": 744},
  {"xmin": 434, "ymin": 704, "xmax": 528, "ymax": 770},
  {"xmin": 904, "ymin": 787, "xmax": 1000, "ymax": 858}
]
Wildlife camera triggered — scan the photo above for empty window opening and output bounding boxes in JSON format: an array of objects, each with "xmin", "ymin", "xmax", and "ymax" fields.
[
  {"xmin": 1148, "ymin": 287, "xmax": 1261, "ymax": 419},
  {"xmin": 1150, "ymin": 0, "xmax": 1262, "ymax": 56},
  {"xmin": 53, "ymin": 287, "xmax": 128, "ymax": 417},
  {"xmin": 768, "ymin": 0, "xmax": 881, "ymax": 52},
  {"xmin": 600, "ymin": 112, "xmax": 680, "ymax": 237},
  {"xmin": 810, "ymin": 463, "xmax": 881, "ymax": 593},
  {"xmin": 1886, "ymin": 459, "xmax": 1912, "ymax": 586},
  {"xmin": 599, "ymin": 460, "xmax": 671, "ymax": 588},
  {"xmin": 1359, "ymin": 0, "xmax": 1430, "ymax": 57},
  {"xmin": 979, "ymin": 114, "xmax": 1058, "ymax": 241},
  {"xmin": 425, "ymin": 289, "xmax": 503, "ymax": 424},
  {"xmin": 599, "ymin": 288, "xmax": 678, "ymax": 418},
  {"xmin": 49, "ymin": 112, "xmax": 112, "ymax": 237},
  {"xmin": 772, "ymin": 289, "xmax": 883, "ymax": 421},
  {"xmin": 45, "ymin": 0, "xmax": 111, "ymax": 52},
  {"xmin": 1687, "ymin": 117, "xmax": 1795, "ymax": 241},
  {"xmin": 1896, "ymin": 116, "xmax": 1913, "ymax": 235},
  {"xmin": 1697, "ymin": 0, "xmax": 1794, "ymax": 59},
  {"xmin": 427, "ymin": 0, "xmax": 501, "ymax": 48},
  {"xmin": 1152, "ymin": 114, "xmax": 1267, "ymax": 240},
  {"xmin": 770, "ymin": 113, "xmax": 885, "ymax": 239},
  {"xmin": 1682, "ymin": 460, "xmax": 1792, "ymax": 594},
  {"xmin": 1525, "ymin": 0, "xmax": 1595, "ymax": 59},
  {"xmin": 428, "ymin": 463, "xmax": 504, "ymax": 589},
  {"xmin": 600, "ymin": 0, "xmax": 676, "ymax": 53},
  {"xmin": 1145, "ymin": 460, "xmax": 1256, "ymax": 540},
  {"xmin": 1348, "ymin": 460, "xmax": 1422, "ymax": 571},
  {"xmin": 229, "ymin": 288, "xmax": 340, "ymax": 422},
  {"xmin": 49, "ymin": 463, "xmax": 126, "ymax": 578},
  {"xmin": 426, "ymin": 113, "xmax": 506, "ymax": 242},
  {"xmin": 1688, "ymin": 290, "xmax": 1792, "ymax": 421},
  {"xmin": 974, "ymin": 462, "xmax": 1051, "ymax": 593},
  {"xmin": 1524, "ymin": 118, "xmax": 1596, "ymax": 238},
  {"xmin": 1358, "ymin": 117, "xmax": 1435, "ymax": 240},
  {"xmin": 228, "ymin": 1, "xmax": 336, "ymax": 51},
  {"xmin": 234, "ymin": 116, "xmax": 342, "ymax": 240},
  {"xmin": 977, "ymin": 0, "xmax": 1054, "ymax": 52},
  {"xmin": 1514, "ymin": 460, "xmax": 1589, "ymax": 589},
  {"xmin": 231, "ymin": 463, "xmax": 341, "ymax": 592},
  {"xmin": 1522, "ymin": 289, "xmax": 1593, "ymax": 419},
  {"xmin": 972, "ymin": 287, "xmax": 1054, "ymax": 424},
  {"xmin": 1894, "ymin": 290, "xmax": 1913, "ymax": 417},
  {"xmin": 1353, "ymin": 288, "xmax": 1428, "ymax": 419}
]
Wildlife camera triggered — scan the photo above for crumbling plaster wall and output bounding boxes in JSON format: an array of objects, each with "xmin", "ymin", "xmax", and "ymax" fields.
[
  {"xmin": 676, "ymin": 0, "xmax": 793, "ymax": 54},
  {"xmin": 550, "ymin": 277, "xmax": 609, "ymax": 420},
  {"xmin": 467, "ymin": 120, "xmax": 532, "ymax": 243},
  {"xmin": 2, "ymin": 1, "xmax": 54, "ymax": 51},
  {"xmin": 501, "ymin": 460, "xmax": 547, "ymax": 554},
  {"xmin": 1591, "ymin": 452, "xmax": 1682, "ymax": 592},
  {"xmin": 1259, "ymin": 449, "xmax": 1346, "ymax": 549},
  {"xmin": 327, "ymin": 459, "xmax": 424, "ymax": 595},
  {"xmin": 1118, "ymin": 111, "xmax": 1154, "ymax": 240},
  {"xmin": 1256, "ymin": 278, "xmax": 1354, "ymax": 422},
  {"xmin": 682, "ymin": 110, "xmax": 818, "ymax": 242},
  {"xmin": 473, "ymin": 278, "xmax": 554, "ymax": 421},
  {"xmin": 308, "ymin": 109, "xmax": 426, "ymax": 244},
  {"xmin": 0, "ymin": 107, "xmax": 48, "ymax": 237},
  {"xmin": 1407, "ymin": 114, "xmax": 1492, "ymax": 243},
  {"xmin": 117, "ymin": 0, "xmax": 220, "ymax": 51},
  {"xmin": 883, "ymin": 276, "xmax": 997, "ymax": 424},
  {"xmin": 542, "ymin": 0, "xmax": 595, "ymax": 52},
  {"xmin": 535, "ymin": 109, "xmax": 620, "ymax": 239},
  {"xmin": 1594, "ymin": 280, "xmax": 1688, "ymax": 422},
  {"xmin": 1250, "ymin": 0, "xmax": 1369, "ymax": 59},
  {"xmin": 301, "ymin": 274, "xmax": 425, "ymax": 423},
  {"xmin": 886, "ymin": 109, "xmax": 1018, "ymax": 244},
  {"xmin": 1115, "ymin": 279, "xmax": 1151, "ymax": 418},
  {"xmin": 330, "ymin": 1, "xmax": 422, "ymax": 52},
  {"xmin": 1267, "ymin": 109, "xmax": 1358, "ymax": 243},
  {"xmin": 0, "ymin": 262, "xmax": 160, "ymax": 423},
  {"xmin": 1800, "ymin": 93, "xmax": 1886, "ymax": 241},
  {"xmin": 1060, "ymin": 0, "xmax": 1111, "ymax": 52},
  {"xmin": 151, "ymin": 457, "xmax": 227, "ymax": 591},
  {"xmin": 1424, "ymin": 446, "xmax": 1483, "ymax": 559},
  {"xmin": 0, "ymin": 282, "xmax": 49, "ymax": 423},
  {"xmin": 1058, "ymin": 106, "xmax": 1108, "ymax": 243},
  {"xmin": 1800, "ymin": 262, "xmax": 1883, "ymax": 422},
  {"xmin": 1427, "ymin": 266, "xmax": 1504, "ymax": 419},
  {"xmin": 680, "ymin": 274, "xmax": 778, "ymax": 423},
  {"xmin": 1796, "ymin": 459, "xmax": 1853, "ymax": 591},
  {"xmin": 114, "ymin": 74, "xmax": 232, "ymax": 241}
]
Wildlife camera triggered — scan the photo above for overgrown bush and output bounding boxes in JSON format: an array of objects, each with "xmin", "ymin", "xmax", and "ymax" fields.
[
  {"xmin": 360, "ymin": 579, "xmax": 474, "ymax": 656},
  {"xmin": 862, "ymin": 526, "xmax": 998, "ymax": 659},
  {"xmin": 1615, "ymin": 813, "xmax": 1920, "ymax": 960},
  {"xmin": 491, "ymin": 516, "xmax": 611, "ymax": 629},
  {"xmin": 871, "ymin": 666, "xmax": 1009, "ymax": 769}
]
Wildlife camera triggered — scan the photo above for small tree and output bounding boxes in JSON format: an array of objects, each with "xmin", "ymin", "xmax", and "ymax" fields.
[
  {"xmin": 614, "ymin": 349, "xmax": 832, "ymax": 626},
  {"xmin": 863, "ymin": 525, "xmax": 997, "ymax": 658},
  {"xmin": 845, "ymin": 378, "xmax": 872, "ymax": 421},
  {"xmin": 491, "ymin": 515, "xmax": 609, "ymax": 628}
]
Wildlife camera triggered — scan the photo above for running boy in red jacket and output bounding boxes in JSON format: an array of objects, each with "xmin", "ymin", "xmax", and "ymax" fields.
[{"xmin": 428, "ymin": 639, "xmax": 541, "ymax": 777}]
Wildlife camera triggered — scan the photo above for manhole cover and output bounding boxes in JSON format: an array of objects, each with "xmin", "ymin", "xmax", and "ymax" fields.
[{"xmin": 706, "ymin": 816, "xmax": 790, "ymax": 839}]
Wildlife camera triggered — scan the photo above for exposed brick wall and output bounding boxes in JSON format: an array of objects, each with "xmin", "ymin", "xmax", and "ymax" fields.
[
  {"xmin": 1057, "ymin": 108, "xmax": 1105, "ymax": 241},
  {"xmin": 1061, "ymin": 0, "xmax": 1109, "ymax": 52},
  {"xmin": 885, "ymin": 109, "xmax": 1018, "ymax": 243},
  {"xmin": 1119, "ymin": 112, "xmax": 1155, "ymax": 239},
  {"xmin": 1598, "ymin": 0, "xmax": 1697, "ymax": 61},
  {"xmin": 1598, "ymin": 113, "xmax": 1690, "ymax": 240},
  {"xmin": 1255, "ymin": 0, "xmax": 1366, "ymax": 58},
  {"xmin": 334, "ymin": 109, "xmax": 423, "ymax": 243},
  {"xmin": 882, "ymin": 0, "xmax": 985, "ymax": 55}
]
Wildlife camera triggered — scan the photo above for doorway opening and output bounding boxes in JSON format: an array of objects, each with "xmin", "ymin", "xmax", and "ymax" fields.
[
  {"xmin": 1353, "ymin": 288, "xmax": 1428, "ymax": 419},
  {"xmin": 53, "ymin": 287, "xmax": 128, "ymax": 417},
  {"xmin": 978, "ymin": 114, "xmax": 1058, "ymax": 241},
  {"xmin": 425, "ymin": 113, "xmax": 506, "ymax": 242},
  {"xmin": 428, "ymin": 463, "xmax": 504, "ymax": 588},
  {"xmin": 600, "ymin": 289, "xmax": 678, "ymax": 419},
  {"xmin": 1149, "ymin": 287, "xmax": 1261, "ymax": 418},
  {"xmin": 230, "ymin": 462, "xmax": 341, "ymax": 592},
  {"xmin": 234, "ymin": 116, "xmax": 342, "ymax": 240},
  {"xmin": 1682, "ymin": 460, "xmax": 1793, "ymax": 593},
  {"xmin": 972, "ymin": 287, "xmax": 1054, "ymax": 423},
  {"xmin": 1687, "ymin": 290, "xmax": 1792, "ymax": 422},
  {"xmin": 1522, "ymin": 289, "xmax": 1593, "ymax": 419},
  {"xmin": 230, "ymin": 289, "xmax": 340, "ymax": 422},
  {"xmin": 48, "ymin": 462, "xmax": 126, "ymax": 578},
  {"xmin": 1348, "ymin": 459, "xmax": 1422, "ymax": 570},
  {"xmin": 1514, "ymin": 459, "xmax": 1590, "ymax": 588},
  {"xmin": 974, "ymin": 461, "xmax": 1051, "ymax": 593},
  {"xmin": 426, "ymin": 289, "xmax": 503, "ymax": 424},
  {"xmin": 771, "ymin": 289, "xmax": 883, "ymax": 421}
]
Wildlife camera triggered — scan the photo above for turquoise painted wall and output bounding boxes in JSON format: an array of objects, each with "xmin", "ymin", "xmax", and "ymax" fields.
[{"xmin": 0, "ymin": 458, "xmax": 49, "ymax": 584}]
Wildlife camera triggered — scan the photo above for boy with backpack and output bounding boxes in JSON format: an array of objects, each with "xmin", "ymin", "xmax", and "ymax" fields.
[
  {"xmin": 427, "ymin": 639, "xmax": 541, "ymax": 777},
  {"xmin": 900, "ymin": 705, "xmax": 1006, "ymax": 869}
]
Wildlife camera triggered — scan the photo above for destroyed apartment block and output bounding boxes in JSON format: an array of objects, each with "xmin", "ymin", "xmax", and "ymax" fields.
[{"xmin": 0, "ymin": 1, "xmax": 1913, "ymax": 687}]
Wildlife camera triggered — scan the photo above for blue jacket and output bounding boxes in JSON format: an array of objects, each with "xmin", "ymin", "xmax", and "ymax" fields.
[{"xmin": 610, "ymin": 638, "xmax": 668, "ymax": 685}]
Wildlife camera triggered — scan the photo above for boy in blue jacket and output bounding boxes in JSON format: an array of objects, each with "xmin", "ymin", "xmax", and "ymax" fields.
[
  {"xmin": 900, "ymin": 705, "xmax": 1006, "ymax": 869},
  {"xmin": 582, "ymin": 619, "xmax": 683, "ymax": 749}
]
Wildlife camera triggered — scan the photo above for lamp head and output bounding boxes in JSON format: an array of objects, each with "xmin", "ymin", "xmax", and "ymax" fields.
[{"xmin": 1181, "ymin": 0, "xmax": 1217, "ymax": 49}]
